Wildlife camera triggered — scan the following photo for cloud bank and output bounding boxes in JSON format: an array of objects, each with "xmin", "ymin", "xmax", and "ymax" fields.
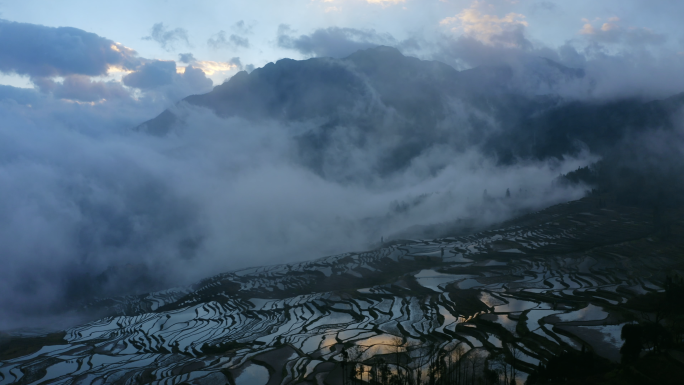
[
  {"xmin": 0, "ymin": 19, "xmax": 139, "ymax": 79},
  {"xmin": 0, "ymin": 80, "xmax": 596, "ymax": 330},
  {"xmin": 432, "ymin": 3, "xmax": 684, "ymax": 100}
]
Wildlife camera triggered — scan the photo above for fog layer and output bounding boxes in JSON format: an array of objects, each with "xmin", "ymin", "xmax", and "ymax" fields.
[{"xmin": 0, "ymin": 90, "xmax": 592, "ymax": 330}]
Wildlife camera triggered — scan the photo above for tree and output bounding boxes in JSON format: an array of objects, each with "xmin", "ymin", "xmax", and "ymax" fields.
[
  {"xmin": 381, "ymin": 361, "xmax": 390, "ymax": 385},
  {"xmin": 342, "ymin": 347, "xmax": 350, "ymax": 385},
  {"xmin": 507, "ymin": 343, "xmax": 521, "ymax": 384},
  {"xmin": 391, "ymin": 336, "xmax": 405, "ymax": 384},
  {"xmin": 488, "ymin": 353, "xmax": 507, "ymax": 385},
  {"xmin": 407, "ymin": 340, "xmax": 430, "ymax": 385},
  {"xmin": 345, "ymin": 345, "xmax": 363, "ymax": 383}
]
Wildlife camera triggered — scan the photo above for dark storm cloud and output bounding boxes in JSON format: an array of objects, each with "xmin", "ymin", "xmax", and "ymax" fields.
[
  {"xmin": 0, "ymin": 19, "xmax": 138, "ymax": 78},
  {"xmin": 143, "ymin": 22, "xmax": 190, "ymax": 51},
  {"xmin": 277, "ymin": 25, "xmax": 395, "ymax": 58}
]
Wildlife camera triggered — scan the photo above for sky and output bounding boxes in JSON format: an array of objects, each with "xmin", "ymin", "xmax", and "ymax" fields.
[
  {"xmin": 1, "ymin": 0, "xmax": 683, "ymax": 88},
  {"xmin": 1, "ymin": 0, "xmax": 683, "ymax": 330}
]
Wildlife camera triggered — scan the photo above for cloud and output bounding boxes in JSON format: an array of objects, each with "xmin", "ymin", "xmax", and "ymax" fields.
[
  {"xmin": 317, "ymin": 0, "xmax": 405, "ymax": 5},
  {"xmin": 435, "ymin": 25, "xmax": 684, "ymax": 100},
  {"xmin": 232, "ymin": 20, "xmax": 254, "ymax": 35},
  {"xmin": 123, "ymin": 60, "xmax": 213, "ymax": 100},
  {"xmin": 0, "ymin": 95, "xmax": 592, "ymax": 329},
  {"xmin": 432, "ymin": 4, "xmax": 682, "ymax": 100},
  {"xmin": 195, "ymin": 59, "xmax": 242, "ymax": 74},
  {"xmin": 0, "ymin": 19, "xmax": 138, "ymax": 79},
  {"xmin": 435, "ymin": 4, "xmax": 558, "ymax": 91},
  {"xmin": 277, "ymin": 25, "xmax": 395, "ymax": 57},
  {"xmin": 579, "ymin": 17, "xmax": 666, "ymax": 46},
  {"xmin": 207, "ymin": 30, "xmax": 250, "ymax": 50},
  {"xmin": 176, "ymin": 54, "xmax": 243, "ymax": 74},
  {"xmin": 0, "ymin": 84, "xmax": 42, "ymax": 105},
  {"xmin": 34, "ymin": 75, "xmax": 131, "ymax": 102},
  {"xmin": 529, "ymin": 0, "xmax": 557, "ymax": 13},
  {"xmin": 436, "ymin": 2, "xmax": 535, "ymax": 73},
  {"xmin": 180, "ymin": 65, "xmax": 214, "ymax": 90},
  {"xmin": 123, "ymin": 60, "xmax": 176, "ymax": 89},
  {"xmin": 207, "ymin": 21, "xmax": 253, "ymax": 50},
  {"xmin": 143, "ymin": 22, "xmax": 191, "ymax": 51},
  {"xmin": 440, "ymin": 2, "xmax": 529, "ymax": 48},
  {"xmin": 178, "ymin": 53, "xmax": 196, "ymax": 64},
  {"xmin": 364, "ymin": 0, "xmax": 406, "ymax": 5}
]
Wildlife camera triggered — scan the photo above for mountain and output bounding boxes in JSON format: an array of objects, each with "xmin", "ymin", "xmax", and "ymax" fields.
[
  {"xmin": 486, "ymin": 92, "xmax": 684, "ymax": 163},
  {"xmin": 137, "ymin": 47, "xmax": 684, "ymax": 187}
]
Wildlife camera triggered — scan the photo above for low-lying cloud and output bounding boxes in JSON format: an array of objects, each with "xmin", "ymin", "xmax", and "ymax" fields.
[{"xmin": 0, "ymin": 90, "xmax": 593, "ymax": 330}]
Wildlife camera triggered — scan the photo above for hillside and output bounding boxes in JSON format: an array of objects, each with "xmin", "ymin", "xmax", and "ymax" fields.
[{"xmin": 2, "ymin": 194, "xmax": 683, "ymax": 384}]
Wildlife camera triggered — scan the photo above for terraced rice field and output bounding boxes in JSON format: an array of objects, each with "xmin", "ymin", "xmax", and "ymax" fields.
[{"xmin": 2, "ymin": 196, "xmax": 683, "ymax": 384}]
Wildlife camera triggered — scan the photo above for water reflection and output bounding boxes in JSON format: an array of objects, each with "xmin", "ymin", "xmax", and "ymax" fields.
[{"xmin": 235, "ymin": 363, "xmax": 269, "ymax": 385}]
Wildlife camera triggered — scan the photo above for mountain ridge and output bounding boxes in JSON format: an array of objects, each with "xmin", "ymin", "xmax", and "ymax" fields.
[{"xmin": 137, "ymin": 47, "xmax": 684, "ymax": 184}]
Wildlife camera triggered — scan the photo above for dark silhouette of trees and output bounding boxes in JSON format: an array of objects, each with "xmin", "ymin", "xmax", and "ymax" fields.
[
  {"xmin": 620, "ymin": 324, "xmax": 643, "ymax": 365},
  {"xmin": 619, "ymin": 273, "xmax": 684, "ymax": 365},
  {"xmin": 525, "ymin": 349, "xmax": 613, "ymax": 384}
]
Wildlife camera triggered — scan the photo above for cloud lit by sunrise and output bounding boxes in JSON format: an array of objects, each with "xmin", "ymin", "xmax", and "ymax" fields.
[
  {"xmin": 441, "ymin": 2, "xmax": 528, "ymax": 46},
  {"xmin": 177, "ymin": 60, "xmax": 240, "ymax": 76}
]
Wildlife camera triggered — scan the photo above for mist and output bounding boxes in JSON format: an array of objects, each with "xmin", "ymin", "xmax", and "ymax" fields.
[{"xmin": 0, "ymin": 90, "xmax": 593, "ymax": 330}]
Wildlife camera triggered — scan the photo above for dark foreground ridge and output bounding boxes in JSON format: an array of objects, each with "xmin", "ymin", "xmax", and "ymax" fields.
[{"xmin": 1, "ymin": 194, "xmax": 683, "ymax": 384}]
